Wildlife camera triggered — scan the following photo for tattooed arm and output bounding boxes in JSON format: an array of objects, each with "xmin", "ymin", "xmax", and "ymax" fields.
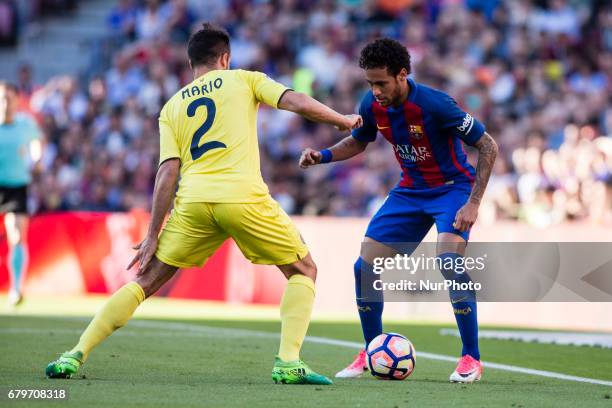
[
  {"xmin": 453, "ymin": 132, "xmax": 498, "ymax": 232},
  {"xmin": 468, "ymin": 132, "xmax": 499, "ymax": 204}
]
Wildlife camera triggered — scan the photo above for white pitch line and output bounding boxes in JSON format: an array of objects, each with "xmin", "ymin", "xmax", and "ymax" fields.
[
  {"xmin": 301, "ymin": 335, "xmax": 612, "ymax": 387},
  {"xmin": 129, "ymin": 320, "xmax": 612, "ymax": 387},
  {"xmin": 3, "ymin": 320, "xmax": 611, "ymax": 387}
]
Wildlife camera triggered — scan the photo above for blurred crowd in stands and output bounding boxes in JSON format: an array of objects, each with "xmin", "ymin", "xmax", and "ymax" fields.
[
  {"xmin": 0, "ymin": 0, "xmax": 77, "ymax": 47},
  {"xmin": 6, "ymin": 0, "xmax": 612, "ymax": 227}
]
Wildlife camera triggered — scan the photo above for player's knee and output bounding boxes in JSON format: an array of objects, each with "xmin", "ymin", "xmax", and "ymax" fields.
[
  {"xmin": 301, "ymin": 258, "xmax": 317, "ymax": 282},
  {"xmin": 135, "ymin": 261, "xmax": 177, "ymax": 298},
  {"xmin": 138, "ymin": 276, "xmax": 169, "ymax": 298},
  {"xmin": 284, "ymin": 258, "xmax": 317, "ymax": 282}
]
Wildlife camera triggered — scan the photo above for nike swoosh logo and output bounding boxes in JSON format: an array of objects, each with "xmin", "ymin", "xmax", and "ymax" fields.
[
  {"xmin": 380, "ymin": 364, "xmax": 408, "ymax": 374},
  {"xmin": 459, "ymin": 370, "xmax": 476, "ymax": 378},
  {"xmin": 377, "ymin": 125, "xmax": 390, "ymax": 130},
  {"xmin": 451, "ymin": 296, "xmax": 468, "ymax": 304}
]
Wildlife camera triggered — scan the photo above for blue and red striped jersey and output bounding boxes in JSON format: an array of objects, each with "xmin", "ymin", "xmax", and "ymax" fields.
[{"xmin": 352, "ymin": 79, "xmax": 485, "ymax": 189}]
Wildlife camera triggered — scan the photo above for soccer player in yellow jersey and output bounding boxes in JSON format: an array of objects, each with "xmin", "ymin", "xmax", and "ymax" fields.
[{"xmin": 46, "ymin": 23, "xmax": 362, "ymax": 385}]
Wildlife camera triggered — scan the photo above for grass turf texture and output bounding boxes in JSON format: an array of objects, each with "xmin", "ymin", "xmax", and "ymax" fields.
[{"xmin": 1, "ymin": 315, "xmax": 611, "ymax": 408}]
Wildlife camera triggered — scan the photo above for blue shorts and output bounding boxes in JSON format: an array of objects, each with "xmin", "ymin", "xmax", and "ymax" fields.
[{"xmin": 365, "ymin": 182, "xmax": 472, "ymax": 243}]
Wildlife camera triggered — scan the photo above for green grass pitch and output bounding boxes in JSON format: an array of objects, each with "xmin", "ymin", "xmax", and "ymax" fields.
[{"xmin": 1, "ymin": 315, "xmax": 611, "ymax": 408}]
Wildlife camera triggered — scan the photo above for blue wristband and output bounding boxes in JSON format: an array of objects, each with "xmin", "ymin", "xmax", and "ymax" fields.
[{"xmin": 320, "ymin": 149, "xmax": 333, "ymax": 164}]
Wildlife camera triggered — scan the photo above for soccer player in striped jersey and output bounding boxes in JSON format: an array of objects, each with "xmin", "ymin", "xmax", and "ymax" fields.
[{"xmin": 300, "ymin": 38, "xmax": 498, "ymax": 383}]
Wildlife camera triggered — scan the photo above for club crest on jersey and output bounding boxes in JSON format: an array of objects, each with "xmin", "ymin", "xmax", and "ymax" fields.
[{"xmin": 408, "ymin": 125, "xmax": 424, "ymax": 140}]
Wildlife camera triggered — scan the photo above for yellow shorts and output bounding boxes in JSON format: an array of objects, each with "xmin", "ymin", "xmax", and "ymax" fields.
[{"xmin": 155, "ymin": 196, "xmax": 309, "ymax": 268}]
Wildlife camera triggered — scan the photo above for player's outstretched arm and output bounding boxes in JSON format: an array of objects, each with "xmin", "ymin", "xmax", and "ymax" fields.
[
  {"xmin": 278, "ymin": 90, "xmax": 362, "ymax": 131},
  {"xmin": 453, "ymin": 132, "xmax": 498, "ymax": 232},
  {"xmin": 299, "ymin": 136, "xmax": 368, "ymax": 168},
  {"xmin": 127, "ymin": 158, "xmax": 180, "ymax": 274}
]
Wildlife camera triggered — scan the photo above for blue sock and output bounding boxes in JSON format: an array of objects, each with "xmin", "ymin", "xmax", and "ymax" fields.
[
  {"xmin": 354, "ymin": 257, "xmax": 384, "ymax": 347},
  {"xmin": 10, "ymin": 243, "xmax": 27, "ymax": 293},
  {"xmin": 438, "ymin": 252, "xmax": 480, "ymax": 360}
]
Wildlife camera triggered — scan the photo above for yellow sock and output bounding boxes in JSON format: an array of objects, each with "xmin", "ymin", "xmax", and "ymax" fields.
[
  {"xmin": 278, "ymin": 274, "xmax": 315, "ymax": 362},
  {"xmin": 70, "ymin": 282, "xmax": 145, "ymax": 361}
]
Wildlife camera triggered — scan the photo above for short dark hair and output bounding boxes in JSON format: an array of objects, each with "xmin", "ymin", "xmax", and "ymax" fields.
[
  {"xmin": 359, "ymin": 38, "xmax": 411, "ymax": 76},
  {"xmin": 187, "ymin": 23, "xmax": 231, "ymax": 67}
]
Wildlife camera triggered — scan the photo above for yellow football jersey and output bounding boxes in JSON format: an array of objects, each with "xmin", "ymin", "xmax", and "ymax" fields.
[{"xmin": 158, "ymin": 69, "xmax": 289, "ymax": 203}]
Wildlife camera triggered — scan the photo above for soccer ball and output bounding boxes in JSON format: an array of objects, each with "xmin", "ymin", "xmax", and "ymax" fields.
[{"xmin": 366, "ymin": 333, "xmax": 416, "ymax": 380}]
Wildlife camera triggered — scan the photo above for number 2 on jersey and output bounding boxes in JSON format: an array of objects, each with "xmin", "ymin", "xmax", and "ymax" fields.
[{"xmin": 187, "ymin": 97, "xmax": 226, "ymax": 161}]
